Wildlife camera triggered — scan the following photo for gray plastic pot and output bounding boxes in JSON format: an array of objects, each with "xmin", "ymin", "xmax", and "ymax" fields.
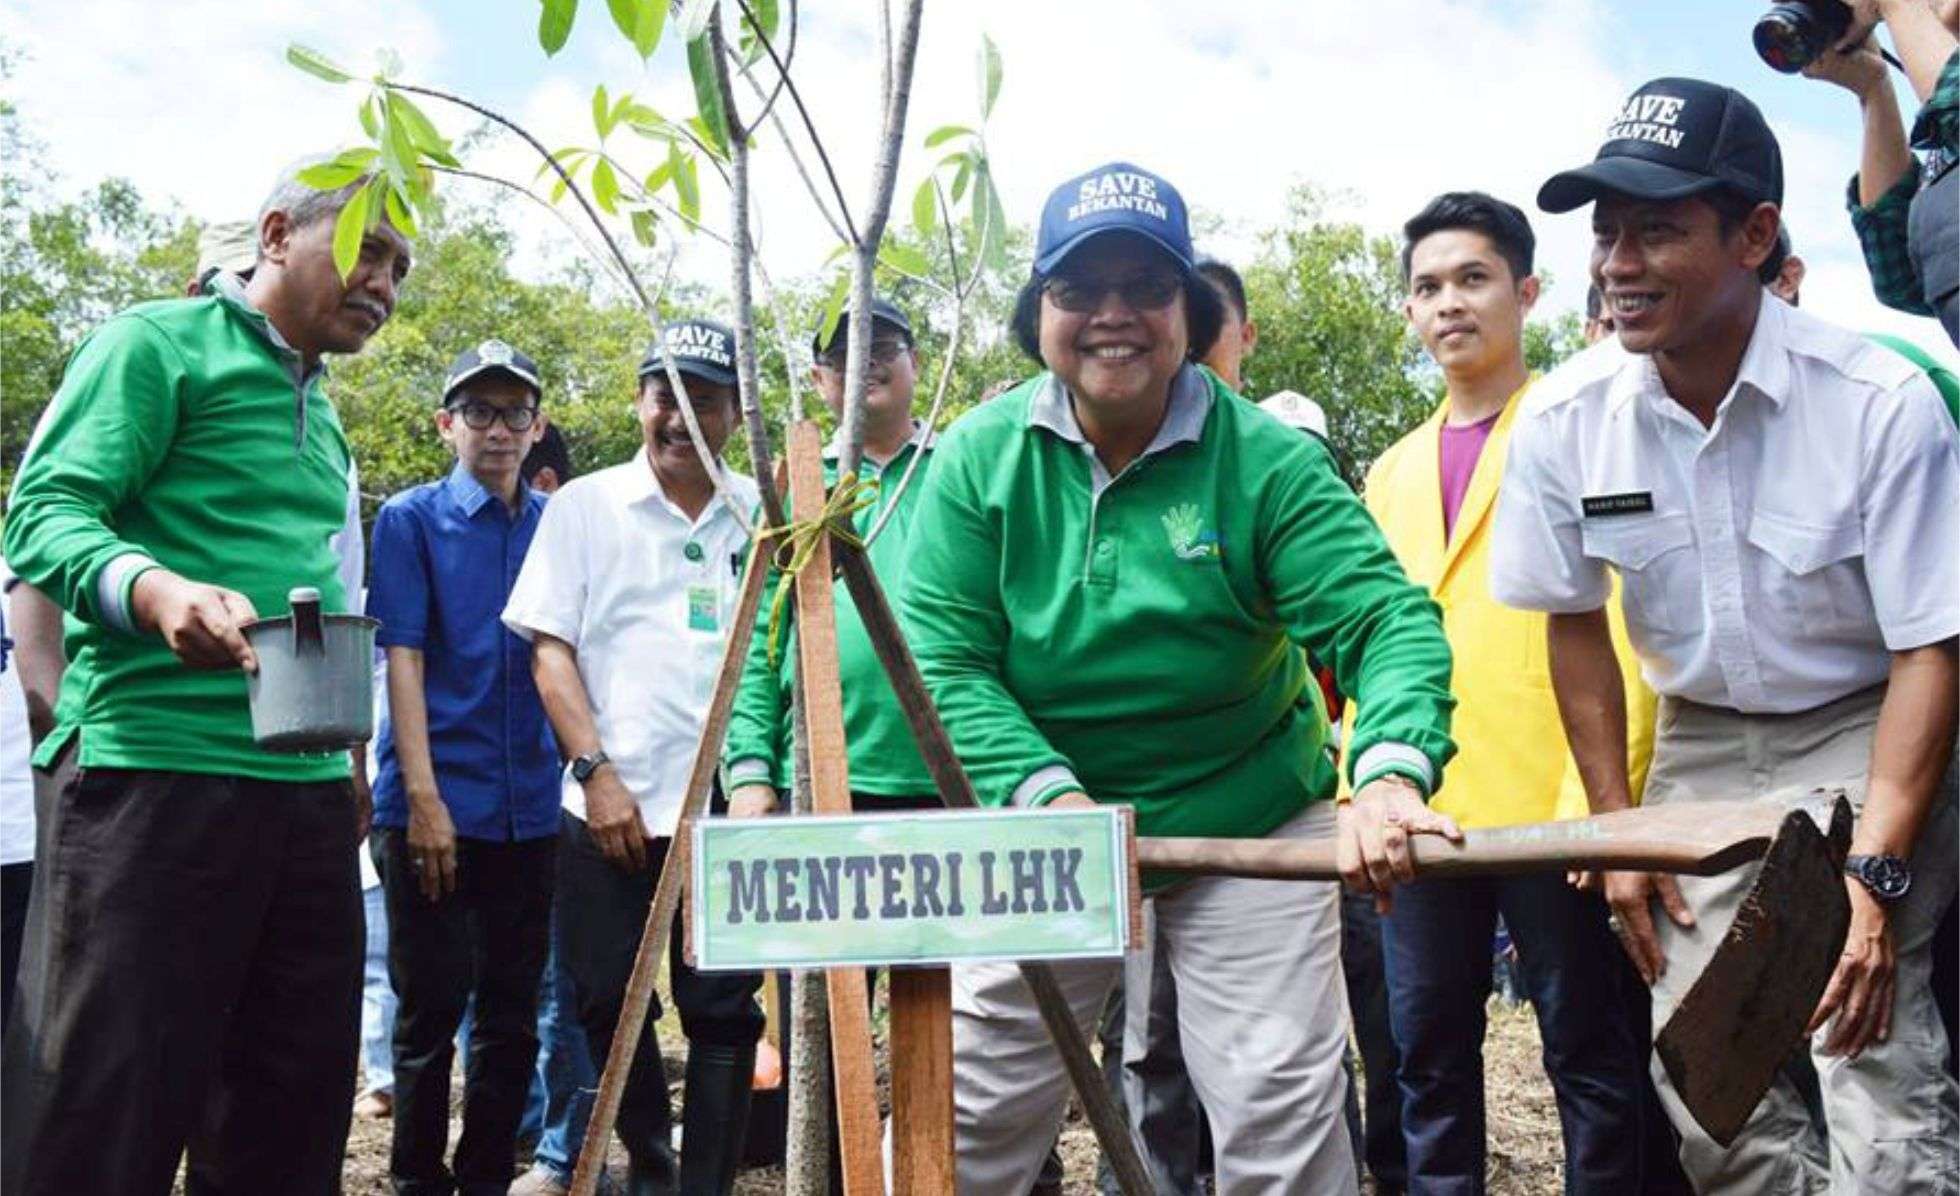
[{"xmin": 241, "ymin": 586, "xmax": 379, "ymax": 753}]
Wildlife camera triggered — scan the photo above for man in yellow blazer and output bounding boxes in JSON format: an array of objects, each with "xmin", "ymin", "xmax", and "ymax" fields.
[{"xmin": 1355, "ymin": 192, "xmax": 1670, "ymax": 1194}]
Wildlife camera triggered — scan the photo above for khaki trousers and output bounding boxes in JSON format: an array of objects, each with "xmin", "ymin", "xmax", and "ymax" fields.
[
  {"xmin": 949, "ymin": 802, "xmax": 1357, "ymax": 1195},
  {"xmin": 1643, "ymin": 684, "xmax": 1959, "ymax": 1195}
]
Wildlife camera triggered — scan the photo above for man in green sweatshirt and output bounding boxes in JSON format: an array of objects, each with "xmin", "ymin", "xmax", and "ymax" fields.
[
  {"xmin": 0, "ymin": 164, "xmax": 411, "ymax": 1196},
  {"xmin": 902, "ymin": 161, "xmax": 1457, "ymax": 1195},
  {"xmin": 723, "ymin": 295, "xmax": 936, "ymax": 817}
]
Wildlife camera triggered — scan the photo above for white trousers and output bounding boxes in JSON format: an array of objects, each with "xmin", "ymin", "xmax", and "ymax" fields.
[
  {"xmin": 949, "ymin": 802, "xmax": 1358, "ymax": 1195},
  {"xmin": 1644, "ymin": 685, "xmax": 1959, "ymax": 1195}
]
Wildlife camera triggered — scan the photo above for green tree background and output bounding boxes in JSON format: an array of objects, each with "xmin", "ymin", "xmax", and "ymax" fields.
[{"xmin": 3, "ymin": 92, "xmax": 1587, "ymax": 522}]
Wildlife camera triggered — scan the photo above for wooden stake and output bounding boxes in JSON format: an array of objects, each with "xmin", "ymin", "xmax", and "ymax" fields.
[
  {"xmin": 789, "ymin": 422, "xmax": 886, "ymax": 1196},
  {"xmin": 833, "ymin": 540, "xmax": 1154, "ymax": 1195},
  {"xmin": 889, "ymin": 967, "xmax": 955, "ymax": 1194},
  {"xmin": 567, "ymin": 536, "xmax": 771, "ymax": 1196}
]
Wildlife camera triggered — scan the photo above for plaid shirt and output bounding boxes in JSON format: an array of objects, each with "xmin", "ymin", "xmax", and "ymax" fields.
[{"xmin": 1849, "ymin": 51, "xmax": 1958, "ymax": 316}]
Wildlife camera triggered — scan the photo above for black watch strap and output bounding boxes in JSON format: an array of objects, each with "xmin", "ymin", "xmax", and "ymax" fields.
[
  {"xmin": 571, "ymin": 750, "xmax": 611, "ymax": 783},
  {"xmin": 1845, "ymin": 853, "xmax": 1912, "ymax": 903}
]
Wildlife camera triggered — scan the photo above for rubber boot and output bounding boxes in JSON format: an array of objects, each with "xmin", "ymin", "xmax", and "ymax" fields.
[
  {"xmin": 617, "ymin": 1030, "xmax": 679, "ymax": 1196},
  {"xmin": 678, "ymin": 1041, "xmax": 757, "ymax": 1195}
]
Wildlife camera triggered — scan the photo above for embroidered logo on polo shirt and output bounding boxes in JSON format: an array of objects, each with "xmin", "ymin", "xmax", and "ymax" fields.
[
  {"xmin": 1581, "ymin": 491, "xmax": 1656, "ymax": 518},
  {"xmin": 1162, "ymin": 503, "xmax": 1220, "ymax": 561}
]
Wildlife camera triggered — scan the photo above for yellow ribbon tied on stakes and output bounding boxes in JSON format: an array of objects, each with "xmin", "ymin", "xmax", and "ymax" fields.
[{"xmin": 756, "ymin": 474, "xmax": 881, "ymax": 666}]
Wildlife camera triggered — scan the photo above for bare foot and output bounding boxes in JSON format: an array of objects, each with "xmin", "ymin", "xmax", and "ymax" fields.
[{"xmin": 354, "ymin": 1090, "xmax": 393, "ymax": 1119}]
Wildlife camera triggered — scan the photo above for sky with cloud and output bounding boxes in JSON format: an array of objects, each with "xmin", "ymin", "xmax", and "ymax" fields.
[{"xmin": 8, "ymin": 0, "xmax": 1954, "ymax": 364}]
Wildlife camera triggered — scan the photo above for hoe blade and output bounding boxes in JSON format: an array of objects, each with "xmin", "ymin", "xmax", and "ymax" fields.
[{"xmin": 1655, "ymin": 797, "xmax": 1852, "ymax": 1146}]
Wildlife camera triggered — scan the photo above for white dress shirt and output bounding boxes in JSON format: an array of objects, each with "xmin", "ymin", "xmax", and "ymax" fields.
[
  {"xmin": 1, "ymin": 563, "xmax": 34, "ymax": 867},
  {"xmin": 502, "ymin": 452, "xmax": 757, "ymax": 835},
  {"xmin": 1490, "ymin": 295, "xmax": 1959, "ymax": 714}
]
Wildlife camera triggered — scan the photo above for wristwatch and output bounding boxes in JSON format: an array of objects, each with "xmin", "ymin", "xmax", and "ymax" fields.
[
  {"xmin": 1845, "ymin": 854, "xmax": 1912, "ymax": 904},
  {"xmin": 570, "ymin": 750, "xmax": 611, "ymax": 784}
]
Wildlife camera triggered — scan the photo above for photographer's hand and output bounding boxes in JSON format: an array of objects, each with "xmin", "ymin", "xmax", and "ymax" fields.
[{"xmin": 1805, "ymin": 31, "xmax": 1891, "ymax": 97}]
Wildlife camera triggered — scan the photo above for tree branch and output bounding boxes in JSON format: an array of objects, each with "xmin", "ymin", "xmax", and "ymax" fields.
[
  {"xmin": 736, "ymin": 61, "xmax": 851, "ymax": 247},
  {"xmin": 835, "ymin": 0, "xmax": 926, "ymax": 480},
  {"xmin": 391, "ymin": 80, "xmax": 754, "ymax": 532},
  {"xmin": 709, "ymin": 8, "xmax": 787, "ymax": 527},
  {"xmin": 720, "ymin": 0, "xmax": 858, "ymax": 245},
  {"xmin": 732, "ymin": 0, "xmax": 797, "ymax": 141}
]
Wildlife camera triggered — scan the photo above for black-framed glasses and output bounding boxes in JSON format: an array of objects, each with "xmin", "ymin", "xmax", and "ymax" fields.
[
  {"xmin": 1043, "ymin": 271, "xmax": 1181, "ymax": 314},
  {"xmin": 818, "ymin": 337, "xmax": 910, "ymax": 370},
  {"xmin": 450, "ymin": 401, "xmax": 540, "ymax": 431}
]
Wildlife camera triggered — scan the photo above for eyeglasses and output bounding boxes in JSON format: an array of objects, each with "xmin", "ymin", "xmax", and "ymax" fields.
[
  {"xmin": 1043, "ymin": 271, "xmax": 1182, "ymax": 314},
  {"xmin": 449, "ymin": 401, "xmax": 540, "ymax": 431},
  {"xmin": 818, "ymin": 337, "xmax": 910, "ymax": 370}
]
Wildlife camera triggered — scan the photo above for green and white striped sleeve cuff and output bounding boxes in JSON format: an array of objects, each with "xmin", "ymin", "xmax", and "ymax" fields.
[
  {"xmin": 726, "ymin": 758, "xmax": 774, "ymax": 788},
  {"xmin": 97, "ymin": 552, "xmax": 161, "ymax": 635},
  {"xmin": 1352, "ymin": 743, "xmax": 1435, "ymax": 798},
  {"xmin": 1012, "ymin": 764, "xmax": 1081, "ymax": 808}
]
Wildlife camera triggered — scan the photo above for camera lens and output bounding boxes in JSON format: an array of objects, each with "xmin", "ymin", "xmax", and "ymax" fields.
[{"xmin": 1754, "ymin": 5, "xmax": 1822, "ymax": 73}]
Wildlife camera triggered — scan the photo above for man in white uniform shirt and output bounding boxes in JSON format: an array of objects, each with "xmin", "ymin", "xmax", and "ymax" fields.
[
  {"xmin": 503, "ymin": 319, "xmax": 763, "ymax": 1196},
  {"xmin": 1491, "ymin": 77, "xmax": 1959, "ymax": 1193}
]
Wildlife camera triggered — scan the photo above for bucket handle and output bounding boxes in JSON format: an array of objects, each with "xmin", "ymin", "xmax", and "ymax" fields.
[{"xmin": 289, "ymin": 586, "xmax": 325, "ymax": 657}]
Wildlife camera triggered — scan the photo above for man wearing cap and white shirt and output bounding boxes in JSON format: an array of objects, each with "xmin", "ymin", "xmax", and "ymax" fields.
[
  {"xmin": 1491, "ymin": 77, "xmax": 1960, "ymax": 1191},
  {"xmin": 366, "ymin": 339, "xmax": 560, "ymax": 1195},
  {"xmin": 504, "ymin": 319, "xmax": 764, "ymax": 1196}
]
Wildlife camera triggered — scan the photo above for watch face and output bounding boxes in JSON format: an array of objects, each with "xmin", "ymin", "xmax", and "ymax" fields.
[{"xmin": 1857, "ymin": 856, "xmax": 1912, "ymax": 901}]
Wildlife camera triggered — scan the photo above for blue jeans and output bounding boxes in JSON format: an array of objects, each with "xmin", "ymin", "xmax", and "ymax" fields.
[
  {"xmin": 1382, "ymin": 872, "xmax": 1646, "ymax": 1194},
  {"xmin": 529, "ymin": 915, "xmax": 598, "ymax": 1180},
  {"xmin": 361, "ymin": 883, "xmax": 397, "ymax": 1097}
]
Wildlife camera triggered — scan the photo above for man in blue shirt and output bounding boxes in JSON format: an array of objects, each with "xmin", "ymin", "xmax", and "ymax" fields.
[{"xmin": 367, "ymin": 339, "xmax": 562, "ymax": 1196}]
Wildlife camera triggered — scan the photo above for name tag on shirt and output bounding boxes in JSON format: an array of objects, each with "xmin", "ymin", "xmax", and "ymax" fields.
[
  {"xmin": 1581, "ymin": 492, "xmax": 1655, "ymax": 519},
  {"xmin": 687, "ymin": 584, "xmax": 721, "ymax": 633}
]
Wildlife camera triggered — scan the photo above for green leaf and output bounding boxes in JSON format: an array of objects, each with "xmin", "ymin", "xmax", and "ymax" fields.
[
  {"xmin": 359, "ymin": 95, "xmax": 382, "ymax": 140},
  {"xmin": 642, "ymin": 154, "xmax": 676, "ymax": 196},
  {"xmin": 911, "ymin": 176, "xmax": 938, "ymax": 238},
  {"xmin": 607, "ymin": 0, "xmax": 665, "ymax": 58},
  {"xmin": 950, "ymin": 156, "xmax": 973, "ymax": 202},
  {"xmin": 382, "ymin": 184, "xmax": 419, "ymax": 240},
  {"xmin": 686, "ymin": 34, "xmax": 730, "ymax": 158},
  {"xmin": 387, "ymin": 93, "xmax": 459, "ymax": 167},
  {"xmin": 676, "ymin": 0, "xmax": 716, "ymax": 43},
  {"xmin": 982, "ymin": 170, "xmax": 1009, "ymax": 269},
  {"xmin": 592, "ymin": 158, "xmax": 620, "ymax": 214},
  {"xmin": 819, "ymin": 269, "xmax": 851, "ymax": 350},
  {"xmin": 630, "ymin": 208, "xmax": 659, "ymax": 248},
  {"xmin": 331, "ymin": 183, "xmax": 372, "ymax": 281},
  {"xmin": 979, "ymin": 35, "xmax": 1003, "ymax": 120},
  {"xmin": 296, "ymin": 160, "xmax": 368, "ymax": 190},
  {"xmin": 674, "ymin": 149, "xmax": 701, "ymax": 225},
  {"xmin": 592, "ymin": 84, "xmax": 611, "ymax": 138},
  {"xmin": 924, "ymin": 124, "xmax": 972, "ymax": 149},
  {"xmin": 535, "ymin": 146, "xmax": 590, "ymax": 183},
  {"xmin": 739, "ymin": 0, "xmax": 779, "ymax": 64},
  {"xmin": 538, "ymin": 0, "xmax": 577, "ymax": 55},
  {"xmin": 286, "ymin": 45, "xmax": 354, "ymax": 84},
  {"xmin": 878, "ymin": 241, "xmax": 930, "ymax": 276}
]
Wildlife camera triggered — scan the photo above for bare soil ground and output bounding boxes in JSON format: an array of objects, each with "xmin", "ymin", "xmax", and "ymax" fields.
[{"xmin": 222, "ymin": 994, "xmax": 1565, "ymax": 1194}]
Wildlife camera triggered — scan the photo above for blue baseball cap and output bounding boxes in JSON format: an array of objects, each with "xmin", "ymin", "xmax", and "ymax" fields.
[{"xmin": 1034, "ymin": 162, "xmax": 1194, "ymax": 277}]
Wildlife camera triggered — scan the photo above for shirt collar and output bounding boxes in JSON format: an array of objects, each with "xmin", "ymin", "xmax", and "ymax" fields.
[
  {"xmin": 823, "ymin": 419, "xmax": 936, "ymax": 469},
  {"xmin": 616, "ymin": 448, "xmax": 737, "ymax": 527},
  {"xmin": 442, "ymin": 462, "xmax": 528, "ymax": 518},
  {"xmin": 1607, "ymin": 291, "xmax": 1790, "ymax": 417},
  {"xmin": 1027, "ymin": 362, "xmax": 1214, "ymax": 457},
  {"xmin": 208, "ymin": 272, "xmax": 327, "ymax": 386}
]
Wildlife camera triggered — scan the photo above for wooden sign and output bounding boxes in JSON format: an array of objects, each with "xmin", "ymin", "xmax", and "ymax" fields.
[{"xmin": 690, "ymin": 806, "xmax": 1137, "ymax": 972}]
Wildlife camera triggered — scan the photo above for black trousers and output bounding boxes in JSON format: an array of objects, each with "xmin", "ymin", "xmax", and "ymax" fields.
[
  {"xmin": 0, "ymin": 750, "xmax": 363, "ymax": 1196},
  {"xmin": 556, "ymin": 812, "xmax": 763, "ymax": 1163},
  {"xmin": 373, "ymin": 827, "xmax": 556, "ymax": 1195},
  {"xmin": 1340, "ymin": 889, "xmax": 1407, "ymax": 1189},
  {"xmin": 0, "ymin": 861, "xmax": 31, "ymax": 1036}
]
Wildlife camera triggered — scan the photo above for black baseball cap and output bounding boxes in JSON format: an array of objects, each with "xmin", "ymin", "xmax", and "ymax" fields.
[
  {"xmin": 1537, "ymin": 78, "xmax": 1783, "ymax": 214},
  {"xmin": 443, "ymin": 338, "xmax": 541, "ymax": 403},
  {"xmin": 812, "ymin": 295, "xmax": 913, "ymax": 356},
  {"xmin": 638, "ymin": 318, "xmax": 739, "ymax": 388}
]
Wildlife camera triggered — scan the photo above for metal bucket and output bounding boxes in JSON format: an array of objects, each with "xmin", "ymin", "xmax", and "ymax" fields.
[{"xmin": 241, "ymin": 586, "xmax": 379, "ymax": 753}]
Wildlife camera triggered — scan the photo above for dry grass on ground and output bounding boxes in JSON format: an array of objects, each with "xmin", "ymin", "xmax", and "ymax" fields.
[{"xmin": 212, "ymin": 993, "xmax": 1565, "ymax": 1194}]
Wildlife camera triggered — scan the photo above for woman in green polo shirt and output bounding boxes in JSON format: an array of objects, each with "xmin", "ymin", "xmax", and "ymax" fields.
[{"xmin": 901, "ymin": 162, "xmax": 1457, "ymax": 1194}]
